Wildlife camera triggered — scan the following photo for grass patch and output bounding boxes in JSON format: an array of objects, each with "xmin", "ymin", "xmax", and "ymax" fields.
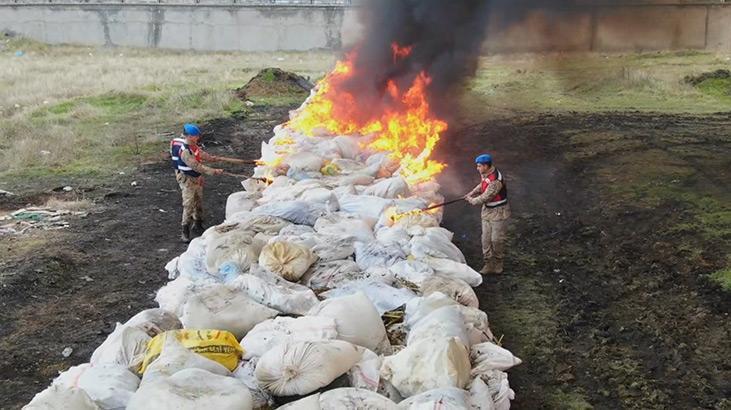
[
  {"xmin": 709, "ymin": 268, "xmax": 731, "ymax": 291},
  {"xmin": 695, "ymin": 77, "xmax": 731, "ymax": 99}
]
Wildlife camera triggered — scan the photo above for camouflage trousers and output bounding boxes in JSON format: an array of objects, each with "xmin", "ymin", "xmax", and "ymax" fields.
[
  {"xmin": 176, "ymin": 172, "xmax": 204, "ymax": 226},
  {"xmin": 480, "ymin": 203, "xmax": 510, "ymax": 263}
]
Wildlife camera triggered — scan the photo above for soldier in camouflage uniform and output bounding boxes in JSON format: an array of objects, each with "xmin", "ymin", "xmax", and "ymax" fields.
[{"xmin": 466, "ymin": 153, "xmax": 511, "ymax": 274}]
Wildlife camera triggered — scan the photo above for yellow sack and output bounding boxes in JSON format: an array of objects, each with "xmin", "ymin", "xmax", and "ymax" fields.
[{"xmin": 140, "ymin": 329, "xmax": 244, "ymax": 373}]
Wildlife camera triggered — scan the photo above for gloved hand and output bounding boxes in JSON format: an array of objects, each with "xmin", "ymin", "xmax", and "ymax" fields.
[
  {"xmin": 466, "ymin": 196, "xmax": 479, "ymax": 205},
  {"xmin": 213, "ymin": 168, "xmax": 224, "ymax": 176}
]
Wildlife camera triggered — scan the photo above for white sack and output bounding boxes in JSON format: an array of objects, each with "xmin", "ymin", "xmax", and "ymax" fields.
[
  {"xmin": 410, "ymin": 229, "xmax": 466, "ymax": 263},
  {"xmin": 299, "ymin": 187, "xmax": 340, "ymax": 209},
  {"xmin": 389, "ymin": 260, "xmax": 435, "ymax": 287},
  {"xmin": 127, "ymin": 368, "xmax": 252, "ymax": 410},
  {"xmin": 206, "ymin": 230, "xmax": 264, "ymax": 276},
  {"xmin": 240, "ymin": 316, "xmax": 338, "ymax": 360},
  {"xmin": 321, "ymin": 280, "xmax": 416, "ymax": 315},
  {"xmin": 279, "ymin": 224, "xmax": 316, "ymax": 236},
  {"xmin": 278, "ymin": 393, "xmax": 321, "ymax": 410},
  {"xmin": 470, "ymin": 342, "xmax": 523, "ymax": 374},
  {"xmin": 254, "ymin": 340, "xmax": 361, "ymax": 396},
  {"xmin": 23, "ymin": 385, "xmax": 99, "ymax": 410},
  {"xmin": 405, "ymin": 293, "xmax": 492, "ymax": 345},
  {"xmin": 180, "ymin": 284, "xmax": 278, "ymax": 339},
  {"xmin": 307, "ymin": 292, "xmax": 388, "ymax": 352},
  {"xmin": 375, "ymin": 226, "xmax": 412, "ymax": 250},
  {"xmin": 228, "ymin": 272, "xmax": 318, "ymax": 315},
  {"xmin": 124, "ymin": 308, "xmax": 182, "ymax": 337},
  {"xmin": 287, "ymin": 151, "xmax": 324, "ymax": 172},
  {"xmin": 333, "ymin": 136, "xmax": 360, "ymax": 159},
  {"xmin": 362, "ymin": 177, "xmax": 409, "ymax": 199},
  {"xmin": 258, "ymin": 241, "xmax": 318, "ymax": 282},
  {"xmin": 420, "ymin": 276, "xmax": 479, "ymax": 308},
  {"xmin": 300, "ymin": 259, "xmax": 365, "ymax": 291},
  {"xmin": 348, "ymin": 347, "xmax": 382, "ymax": 391},
  {"xmin": 469, "ymin": 377, "xmax": 497, "ymax": 410},
  {"xmin": 311, "ymin": 234, "xmax": 355, "ymax": 261},
  {"xmin": 253, "ymin": 200, "xmax": 327, "ymax": 226},
  {"xmin": 422, "ymin": 257, "xmax": 483, "ymax": 287},
  {"xmin": 481, "ymin": 370, "xmax": 515, "ymax": 410},
  {"xmin": 320, "ymin": 388, "xmax": 398, "ymax": 410},
  {"xmin": 380, "ymin": 337, "xmax": 471, "ymax": 398},
  {"xmin": 90, "ymin": 324, "xmax": 150, "ymax": 371},
  {"xmin": 226, "ymin": 191, "xmax": 259, "ymax": 218},
  {"xmin": 354, "ymin": 241, "xmax": 406, "ymax": 271},
  {"xmin": 155, "ymin": 276, "xmax": 218, "ymax": 318},
  {"xmin": 233, "ymin": 359, "xmax": 272, "ymax": 409},
  {"xmin": 406, "ymin": 306, "xmax": 470, "ymax": 347},
  {"xmin": 338, "ymin": 194, "xmax": 394, "ymax": 220},
  {"xmin": 397, "ymin": 388, "xmax": 471, "ymax": 410},
  {"xmin": 53, "ymin": 363, "xmax": 139, "ymax": 410},
  {"xmin": 174, "ymin": 237, "xmax": 209, "ymax": 280},
  {"xmin": 314, "ymin": 214, "xmax": 374, "ymax": 243}
]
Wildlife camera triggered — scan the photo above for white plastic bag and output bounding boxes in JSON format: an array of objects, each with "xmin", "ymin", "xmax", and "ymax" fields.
[
  {"xmin": 470, "ymin": 342, "xmax": 523, "ymax": 374},
  {"xmin": 307, "ymin": 292, "xmax": 388, "ymax": 352},
  {"xmin": 23, "ymin": 385, "xmax": 100, "ymax": 410},
  {"xmin": 287, "ymin": 151, "xmax": 324, "ymax": 172},
  {"xmin": 258, "ymin": 241, "xmax": 318, "ymax": 281},
  {"xmin": 480, "ymin": 370, "xmax": 515, "ymax": 410},
  {"xmin": 255, "ymin": 340, "xmax": 361, "ymax": 396},
  {"xmin": 127, "ymin": 368, "xmax": 253, "ymax": 410},
  {"xmin": 52, "ymin": 363, "xmax": 139, "ymax": 409},
  {"xmin": 380, "ymin": 337, "xmax": 471, "ymax": 398},
  {"xmin": 240, "ymin": 316, "xmax": 338, "ymax": 359},
  {"xmin": 90, "ymin": 324, "xmax": 150, "ymax": 371},
  {"xmin": 180, "ymin": 284, "xmax": 278, "ymax": 339}
]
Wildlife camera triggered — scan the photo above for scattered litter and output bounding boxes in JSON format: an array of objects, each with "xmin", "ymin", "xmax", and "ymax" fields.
[
  {"xmin": 130, "ymin": 181, "xmax": 138, "ymax": 187},
  {"xmin": 81, "ymin": 276, "xmax": 94, "ymax": 282},
  {"xmin": 0, "ymin": 207, "xmax": 88, "ymax": 235},
  {"xmin": 61, "ymin": 347, "xmax": 73, "ymax": 358}
]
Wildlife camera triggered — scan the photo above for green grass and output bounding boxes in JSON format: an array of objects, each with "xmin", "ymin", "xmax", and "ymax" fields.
[
  {"xmin": 709, "ymin": 268, "xmax": 731, "ymax": 291},
  {"xmin": 464, "ymin": 51, "xmax": 731, "ymax": 117}
]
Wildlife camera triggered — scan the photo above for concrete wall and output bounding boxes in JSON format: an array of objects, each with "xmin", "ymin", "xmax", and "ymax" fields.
[
  {"xmin": 0, "ymin": 2, "xmax": 730, "ymax": 53},
  {"xmin": 0, "ymin": 4, "xmax": 357, "ymax": 51}
]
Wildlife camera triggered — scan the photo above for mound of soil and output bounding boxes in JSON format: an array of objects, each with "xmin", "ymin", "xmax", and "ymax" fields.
[
  {"xmin": 683, "ymin": 69, "xmax": 730, "ymax": 86},
  {"xmin": 236, "ymin": 68, "xmax": 313, "ymax": 100}
]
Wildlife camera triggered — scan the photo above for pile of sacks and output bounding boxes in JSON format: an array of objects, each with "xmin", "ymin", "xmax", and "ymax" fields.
[{"xmin": 25, "ymin": 114, "xmax": 522, "ymax": 410}]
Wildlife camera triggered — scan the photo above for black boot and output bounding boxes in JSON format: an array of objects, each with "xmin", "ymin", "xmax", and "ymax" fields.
[
  {"xmin": 192, "ymin": 219, "xmax": 204, "ymax": 237},
  {"xmin": 180, "ymin": 224, "xmax": 191, "ymax": 243}
]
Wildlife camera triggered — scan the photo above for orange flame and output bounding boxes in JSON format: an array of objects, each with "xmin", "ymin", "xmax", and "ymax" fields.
[
  {"xmin": 391, "ymin": 43, "xmax": 413, "ymax": 62},
  {"xmin": 286, "ymin": 47, "xmax": 447, "ymax": 185}
]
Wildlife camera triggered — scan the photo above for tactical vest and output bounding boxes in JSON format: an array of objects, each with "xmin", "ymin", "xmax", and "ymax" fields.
[
  {"xmin": 170, "ymin": 138, "xmax": 201, "ymax": 177},
  {"xmin": 480, "ymin": 168, "xmax": 508, "ymax": 208}
]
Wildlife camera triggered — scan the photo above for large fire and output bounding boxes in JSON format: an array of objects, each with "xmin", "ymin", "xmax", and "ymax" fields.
[{"xmin": 286, "ymin": 44, "xmax": 447, "ymax": 185}]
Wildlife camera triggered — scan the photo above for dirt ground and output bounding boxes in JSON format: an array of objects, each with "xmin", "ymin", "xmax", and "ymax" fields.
[{"xmin": 1, "ymin": 104, "xmax": 729, "ymax": 409}]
